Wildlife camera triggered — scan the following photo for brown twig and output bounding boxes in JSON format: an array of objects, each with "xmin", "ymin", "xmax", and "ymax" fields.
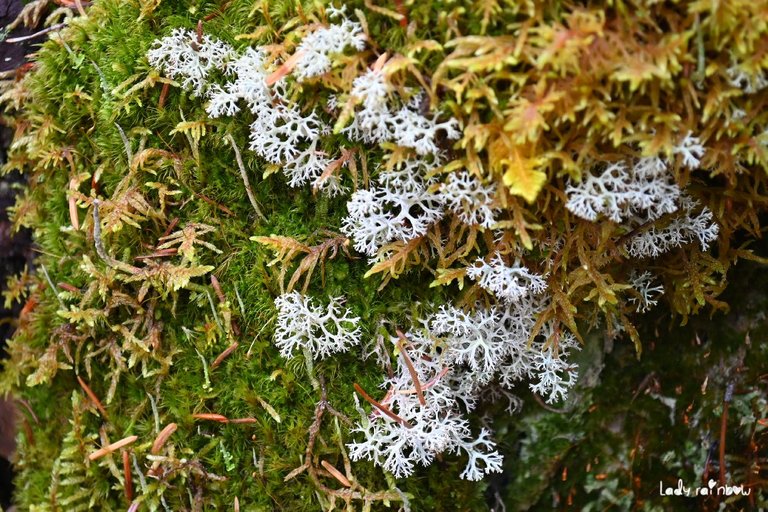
[
  {"xmin": 321, "ymin": 460, "xmax": 352, "ymax": 487},
  {"xmin": 395, "ymin": 366, "xmax": 449, "ymax": 395},
  {"xmin": 353, "ymin": 383, "xmax": 412, "ymax": 428},
  {"xmin": 88, "ymin": 435, "xmax": 137, "ymax": 461},
  {"xmin": 203, "ymin": 2, "xmax": 229, "ymax": 22},
  {"xmin": 14, "ymin": 398, "xmax": 39, "ymax": 424},
  {"xmin": 210, "ymin": 275, "xmax": 226, "ymax": 303},
  {"xmin": 396, "ymin": 329, "xmax": 425, "ymax": 405},
  {"xmin": 150, "ymin": 423, "xmax": 178, "ymax": 454},
  {"xmin": 74, "ymin": 0, "xmax": 87, "ymax": 16},
  {"xmin": 299, "ymin": 376, "xmax": 405, "ymax": 506},
  {"xmin": 283, "ymin": 463, "xmax": 308, "ymax": 482},
  {"xmin": 266, "ymin": 51, "xmax": 306, "ymax": 86},
  {"xmin": 157, "ymin": 217, "xmax": 180, "ymax": 244},
  {"xmin": 211, "ymin": 342, "xmax": 239, "ymax": 369},
  {"xmin": 68, "ymin": 176, "xmax": 81, "ymax": 230},
  {"xmin": 192, "ymin": 192, "xmax": 235, "ymax": 216},
  {"xmin": 229, "ymin": 417, "xmax": 258, "ymax": 424},
  {"xmin": 122, "ymin": 450, "xmax": 133, "ymax": 502},
  {"xmin": 192, "ymin": 413, "xmax": 229, "ymax": 423},
  {"xmin": 57, "ymin": 282, "xmax": 80, "ymax": 293},
  {"xmin": 134, "ymin": 248, "xmax": 178, "ymax": 260},
  {"xmin": 392, "ymin": 0, "xmax": 408, "ymax": 27},
  {"xmin": 158, "ymin": 82, "xmax": 170, "ymax": 109},
  {"xmin": 77, "ymin": 375, "xmax": 109, "ymax": 419}
]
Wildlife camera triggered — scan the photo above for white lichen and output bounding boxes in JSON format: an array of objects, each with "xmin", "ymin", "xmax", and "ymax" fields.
[
  {"xmin": 672, "ymin": 131, "xmax": 705, "ymax": 170},
  {"xmin": 273, "ymin": 292, "xmax": 361, "ymax": 359},
  {"xmin": 341, "ymin": 160, "xmax": 445, "ymax": 256},
  {"xmin": 344, "ymin": 70, "xmax": 460, "ymax": 155},
  {"xmin": 565, "ymin": 156, "xmax": 681, "ymax": 223},
  {"xmin": 292, "ymin": 14, "xmax": 366, "ymax": 81},
  {"xmin": 628, "ymin": 271, "xmax": 664, "ymax": 313},
  {"xmin": 440, "ymin": 171, "xmax": 498, "ymax": 228},
  {"xmin": 466, "ymin": 254, "xmax": 547, "ymax": 304},
  {"xmin": 348, "ymin": 293, "xmax": 578, "ymax": 480},
  {"xmin": 726, "ymin": 62, "xmax": 768, "ymax": 94},
  {"xmin": 147, "ymin": 28, "xmax": 235, "ymax": 96},
  {"xmin": 625, "ymin": 195, "xmax": 719, "ymax": 258}
]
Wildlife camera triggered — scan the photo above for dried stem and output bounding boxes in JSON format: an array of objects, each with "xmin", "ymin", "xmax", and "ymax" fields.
[
  {"xmin": 122, "ymin": 450, "xmax": 133, "ymax": 502},
  {"xmin": 192, "ymin": 413, "xmax": 229, "ymax": 423},
  {"xmin": 225, "ymin": 134, "xmax": 266, "ymax": 221},
  {"xmin": 6, "ymin": 23, "xmax": 67, "ymax": 43},
  {"xmin": 321, "ymin": 460, "xmax": 352, "ymax": 487},
  {"xmin": 353, "ymin": 383, "xmax": 412, "ymax": 428},
  {"xmin": 89, "ymin": 435, "xmax": 137, "ymax": 461},
  {"xmin": 211, "ymin": 342, "xmax": 239, "ymax": 369},
  {"xmin": 300, "ymin": 376, "xmax": 406, "ymax": 506},
  {"xmin": 396, "ymin": 330, "xmax": 426, "ymax": 405},
  {"xmin": 151, "ymin": 423, "xmax": 178, "ymax": 454},
  {"xmin": 76, "ymin": 375, "xmax": 109, "ymax": 419}
]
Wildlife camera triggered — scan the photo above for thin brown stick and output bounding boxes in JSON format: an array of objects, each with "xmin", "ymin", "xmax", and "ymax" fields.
[
  {"xmin": 353, "ymin": 383, "xmax": 412, "ymax": 428},
  {"xmin": 158, "ymin": 217, "xmax": 180, "ymax": 243},
  {"xmin": 396, "ymin": 329, "xmax": 425, "ymax": 405},
  {"xmin": 57, "ymin": 282, "xmax": 80, "ymax": 293},
  {"xmin": 122, "ymin": 450, "xmax": 133, "ymax": 502},
  {"xmin": 73, "ymin": 0, "xmax": 87, "ymax": 17},
  {"xmin": 300, "ymin": 376, "xmax": 404, "ymax": 505},
  {"xmin": 210, "ymin": 275, "xmax": 226, "ymax": 303},
  {"xmin": 321, "ymin": 460, "xmax": 352, "ymax": 487},
  {"xmin": 68, "ymin": 177, "xmax": 80, "ymax": 230},
  {"xmin": 393, "ymin": 0, "xmax": 408, "ymax": 27},
  {"xmin": 212, "ymin": 342, "xmax": 239, "ymax": 369},
  {"xmin": 395, "ymin": 366, "xmax": 449, "ymax": 395},
  {"xmin": 229, "ymin": 417, "xmax": 258, "ymax": 424},
  {"xmin": 14, "ymin": 398, "xmax": 39, "ymax": 424},
  {"xmin": 53, "ymin": 0, "xmax": 92, "ymax": 7},
  {"xmin": 192, "ymin": 413, "xmax": 229, "ymax": 422},
  {"xmin": 134, "ymin": 248, "xmax": 178, "ymax": 260},
  {"xmin": 283, "ymin": 463, "xmax": 308, "ymax": 482},
  {"xmin": 77, "ymin": 375, "xmax": 109, "ymax": 419},
  {"xmin": 89, "ymin": 435, "xmax": 137, "ymax": 461},
  {"xmin": 266, "ymin": 51, "xmax": 305, "ymax": 86},
  {"xmin": 158, "ymin": 82, "xmax": 170, "ymax": 109},
  {"xmin": 150, "ymin": 423, "xmax": 178, "ymax": 454},
  {"xmin": 192, "ymin": 192, "xmax": 235, "ymax": 216}
]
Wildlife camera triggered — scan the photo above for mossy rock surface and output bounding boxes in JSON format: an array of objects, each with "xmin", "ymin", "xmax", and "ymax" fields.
[{"xmin": 1, "ymin": 0, "xmax": 767, "ymax": 510}]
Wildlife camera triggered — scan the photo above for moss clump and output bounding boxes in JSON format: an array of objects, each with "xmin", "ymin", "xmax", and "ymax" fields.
[{"xmin": 1, "ymin": 0, "xmax": 767, "ymax": 510}]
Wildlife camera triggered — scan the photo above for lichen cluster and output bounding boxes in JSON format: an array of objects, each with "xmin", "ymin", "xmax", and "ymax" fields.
[{"xmin": 1, "ymin": 0, "xmax": 767, "ymax": 510}]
